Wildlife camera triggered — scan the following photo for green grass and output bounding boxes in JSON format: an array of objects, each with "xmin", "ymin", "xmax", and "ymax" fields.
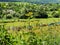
[
  {"xmin": 0, "ymin": 18, "xmax": 60, "ymax": 45},
  {"xmin": 1, "ymin": 18, "xmax": 59, "ymax": 26},
  {"xmin": 0, "ymin": 18, "xmax": 59, "ymax": 30}
]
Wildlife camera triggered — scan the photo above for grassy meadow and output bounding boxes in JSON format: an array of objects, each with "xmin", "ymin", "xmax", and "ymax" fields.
[
  {"xmin": 0, "ymin": 2, "xmax": 60, "ymax": 45},
  {"xmin": 0, "ymin": 18, "xmax": 60, "ymax": 45}
]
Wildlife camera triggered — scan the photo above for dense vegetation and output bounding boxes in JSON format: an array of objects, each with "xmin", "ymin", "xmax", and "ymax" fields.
[
  {"xmin": 0, "ymin": 2, "xmax": 60, "ymax": 19},
  {"xmin": 0, "ymin": 19, "xmax": 60, "ymax": 45},
  {"xmin": 0, "ymin": 2, "xmax": 60, "ymax": 45}
]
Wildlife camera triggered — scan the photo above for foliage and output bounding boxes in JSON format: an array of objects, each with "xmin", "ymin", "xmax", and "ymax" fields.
[
  {"xmin": 0, "ymin": 25, "xmax": 16, "ymax": 45},
  {"xmin": 0, "ymin": 2, "xmax": 60, "ymax": 45},
  {"xmin": 0, "ymin": 2, "xmax": 60, "ymax": 19}
]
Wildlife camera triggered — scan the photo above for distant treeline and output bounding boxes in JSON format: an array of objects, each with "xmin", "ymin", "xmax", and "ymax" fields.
[
  {"xmin": 0, "ymin": 2, "xmax": 60, "ymax": 19},
  {"xmin": 0, "ymin": 0, "xmax": 59, "ymax": 4}
]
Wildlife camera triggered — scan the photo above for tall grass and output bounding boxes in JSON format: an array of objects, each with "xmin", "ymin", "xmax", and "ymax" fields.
[{"xmin": 0, "ymin": 19, "xmax": 60, "ymax": 45}]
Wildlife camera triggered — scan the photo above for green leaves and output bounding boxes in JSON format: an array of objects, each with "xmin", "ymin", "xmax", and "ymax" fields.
[{"xmin": 0, "ymin": 2, "xmax": 60, "ymax": 19}]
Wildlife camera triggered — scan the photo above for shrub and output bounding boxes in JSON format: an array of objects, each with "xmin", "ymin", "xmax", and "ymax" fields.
[
  {"xmin": 13, "ymin": 13, "xmax": 19, "ymax": 18},
  {"xmin": 6, "ymin": 14, "xmax": 12, "ymax": 19},
  {"xmin": 35, "ymin": 11, "xmax": 48, "ymax": 18},
  {"xmin": 53, "ymin": 13, "xmax": 60, "ymax": 18}
]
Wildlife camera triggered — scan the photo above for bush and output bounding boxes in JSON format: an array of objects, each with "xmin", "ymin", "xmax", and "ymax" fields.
[
  {"xmin": 13, "ymin": 13, "xmax": 19, "ymax": 17},
  {"xmin": 53, "ymin": 13, "xmax": 60, "ymax": 18},
  {"xmin": 35, "ymin": 11, "xmax": 48, "ymax": 18},
  {"xmin": 6, "ymin": 14, "xmax": 13, "ymax": 19},
  {"xmin": 0, "ymin": 2, "xmax": 59, "ymax": 19}
]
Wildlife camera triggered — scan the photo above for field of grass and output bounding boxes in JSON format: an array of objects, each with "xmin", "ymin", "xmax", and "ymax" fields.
[
  {"xmin": 2, "ymin": 18, "xmax": 60, "ymax": 29},
  {"xmin": 0, "ymin": 18, "xmax": 60, "ymax": 45}
]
